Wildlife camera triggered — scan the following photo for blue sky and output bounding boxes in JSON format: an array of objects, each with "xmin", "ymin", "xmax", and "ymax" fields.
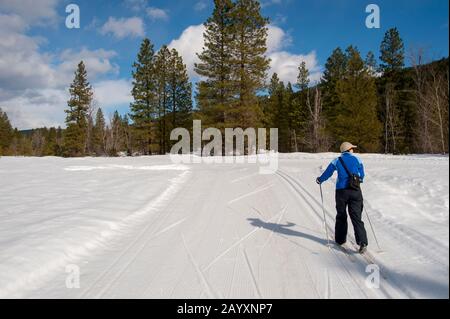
[{"xmin": 0, "ymin": 0, "xmax": 448, "ymax": 129}]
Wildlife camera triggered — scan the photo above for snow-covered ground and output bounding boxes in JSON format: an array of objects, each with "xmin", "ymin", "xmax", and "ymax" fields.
[{"xmin": 0, "ymin": 154, "xmax": 448, "ymax": 299}]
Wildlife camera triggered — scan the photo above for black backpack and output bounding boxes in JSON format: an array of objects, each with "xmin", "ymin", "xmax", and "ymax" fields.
[{"xmin": 338, "ymin": 157, "xmax": 361, "ymax": 191}]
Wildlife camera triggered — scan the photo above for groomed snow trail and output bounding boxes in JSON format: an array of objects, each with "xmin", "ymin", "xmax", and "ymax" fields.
[{"xmin": 0, "ymin": 155, "xmax": 448, "ymax": 298}]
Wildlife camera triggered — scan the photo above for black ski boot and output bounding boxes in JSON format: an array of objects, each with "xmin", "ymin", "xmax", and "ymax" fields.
[{"xmin": 359, "ymin": 244, "xmax": 367, "ymax": 254}]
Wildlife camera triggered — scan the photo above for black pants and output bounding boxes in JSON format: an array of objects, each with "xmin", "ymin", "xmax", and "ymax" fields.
[{"xmin": 335, "ymin": 188, "xmax": 368, "ymax": 246}]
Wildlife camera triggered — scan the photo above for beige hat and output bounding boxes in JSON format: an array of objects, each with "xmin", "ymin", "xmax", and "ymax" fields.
[{"xmin": 340, "ymin": 142, "xmax": 357, "ymax": 153}]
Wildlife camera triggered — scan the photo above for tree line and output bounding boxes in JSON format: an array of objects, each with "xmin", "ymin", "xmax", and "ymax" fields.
[
  {"xmin": 0, "ymin": 0, "xmax": 448, "ymax": 156},
  {"xmin": 0, "ymin": 40, "xmax": 193, "ymax": 157}
]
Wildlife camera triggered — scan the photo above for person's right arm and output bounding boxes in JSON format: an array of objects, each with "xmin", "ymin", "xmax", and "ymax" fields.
[{"xmin": 317, "ymin": 161, "xmax": 336, "ymax": 184}]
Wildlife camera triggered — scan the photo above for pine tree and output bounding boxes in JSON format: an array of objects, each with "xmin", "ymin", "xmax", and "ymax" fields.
[
  {"xmin": 229, "ymin": 0, "xmax": 270, "ymax": 128},
  {"xmin": 130, "ymin": 38, "xmax": 156, "ymax": 155},
  {"xmin": 379, "ymin": 28, "xmax": 405, "ymax": 75},
  {"xmin": 195, "ymin": 0, "xmax": 269, "ymax": 130},
  {"xmin": 121, "ymin": 114, "xmax": 132, "ymax": 155},
  {"xmin": 44, "ymin": 127, "xmax": 58, "ymax": 156},
  {"xmin": 321, "ymin": 47, "xmax": 348, "ymax": 144},
  {"xmin": 168, "ymin": 48, "xmax": 192, "ymax": 135},
  {"xmin": 334, "ymin": 46, "xmax": 381, "ymax": 152},
  {"xmin": 0, "ymin": 108, "xmax": 13, "ymax": 155},
  {"xmin": 322, "ymin": 47, "xmax": 348, "ymax": 94},
  {"xmin": 86, "ymin": 113, "xmax": 94, "ymax": 155},
  {"xmin": 284, "ymin": 82, "xmax": 300, "ymax": 152},
  {"xmin": 195, "ymin": 0, "xmax": 235, "ymax": 129},
  {"xmin": 294, "ymin": 61, "xmax": 312, "ymax": 150},
  {"xmin": 265, "ymin": 73, "xmax": 281, "ymax": 127},
  {"xmin": 92, "ymin": 108, "xmax": 106, "ymax": 155},
  {"xmin": 9, "ymin": 128, "xmax": 21, "ymax": 156},
  {"xmin": 63, "ymin": 61, "xmax": 93, "ymax": 157},
  {"xmin": 112, "ymin": 111, "xmax": 123, "ymax": 155},
  {"xmin": 154, "ymin": 45, "xmax": 171, "ymax": 154},
  {"xmin": 297, "ymin": 61, "xmax": 310, "ymax": 91},
  {"xmin": 379, "ymin": 28, "xmax": 407, "ymax": 153},
  {"xmin": 266, "ymin": 74, "xmax": 290, "ymax": 152},
  {"xmin": 55, "ymin": 127, "xmax": 63, "ymax": 156},
  {"xmin": 288, "ymin": 88, "xmax": 303, "ymax": 152}
]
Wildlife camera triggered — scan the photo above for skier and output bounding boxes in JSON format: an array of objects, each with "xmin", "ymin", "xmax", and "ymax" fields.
[{"xmin": 316, "ymin": 142, "xmax": 368, "ymax": 254}]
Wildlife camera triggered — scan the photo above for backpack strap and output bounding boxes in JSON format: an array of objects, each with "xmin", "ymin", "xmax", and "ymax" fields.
[{"xmin": 338, "ymin": 157, "xmax": 353, "ymax": 177}]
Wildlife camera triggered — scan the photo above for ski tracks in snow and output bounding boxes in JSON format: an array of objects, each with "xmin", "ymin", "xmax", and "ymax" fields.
[
  {"xmin": 19, "ymin": 161, "xmax": 444, "ymax": 299},
  {"xmin": 77, "ymin": 170, "xmax": 192, "ymax": 298}
]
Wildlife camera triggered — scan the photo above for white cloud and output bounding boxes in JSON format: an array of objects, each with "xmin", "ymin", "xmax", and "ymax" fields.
[
  {"xmin": 0, "ymin": 9, "xmax": 124, "ymax": 129},
  {"xmin": 147, "ymin": 7, "xmax": 169, "ymax": 21},
  {"xmin": 124, "ymin": 0, "xmax": 148, "ymax": 12},
  {"xmin": 0, "ymin": 0, "xmax": 59, "ymax": 26},
  {"xmin": 168, "ymin": 24, "xmax": 205, "ymax": 79},
  {"xmin": 0, "ymin": 14, "xmax": 57, "ymax": 92},
  {"xmin": 269, "ymin": 51, "xmax": 322, "ymax": 85},
  {"xmin": 100, "ymin": 17, "xmax": 145, "ymax": 39},
  {"xmin": 0, "ymin": 89, "xmax": 69, "ymax": 129},
  {"xmin": 267, "ymin": 25, "xmax": 322, "ymax": 85},
  {"xmin": 1, "ymin": 79, "xmax": 133, "ymax": 130},
  {"xmin": 124, "ymin": 1, "xmax": 169, "ymax": 21},
  {"xmin": 261, "ymin": 0, "xmax": 283, "ymax": 8},
  {"xmin": 194, "ymin": 0, "xmax": 209, "ymax": 11},
  {"xmin": 0, "ymin": 25, "xmax": 119, "ymax": 94},
  {"xmin": 0, "ymin": 13, "xmax": 28, "ymax": 34},
  {"xmin": 0, "ymin": 4, "xmax": 65, "ymax": 129},
  {"xmin": 272, "ymin": 13, "xmax": 288, "ymax": 25},
  {"xmin": 57, "ymin": 48, "xmax": 119, "ymax": 81},
  {"xmin": 267, "ymin": 25, "xmax": 292, "ymax": 53},
  {"xmin": 93, "ymin": 80, "xmax": 133, "ymax": 111},
  {"xmin": 168, "ymin": 23, "xmax": 321, "ymax": 85}
]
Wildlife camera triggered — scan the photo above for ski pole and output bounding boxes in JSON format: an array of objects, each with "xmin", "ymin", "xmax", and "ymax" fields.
[
  {"xmin": 319, "ymin": 184, "xmax": 330, "ymax": 246},
  {"xmin": 363, "ymin": 204, "xmax": 382, "ymax": 251}
]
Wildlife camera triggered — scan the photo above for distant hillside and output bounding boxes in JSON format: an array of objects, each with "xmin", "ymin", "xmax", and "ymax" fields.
[{"xmin": 19, "ymin": 129, "xmax": 34, "ymax": 137}]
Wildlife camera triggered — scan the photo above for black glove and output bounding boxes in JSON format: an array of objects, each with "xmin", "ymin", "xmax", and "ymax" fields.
[{"xmin": 316, "ymin": 177, "xmax": 321, "ymax": 185}]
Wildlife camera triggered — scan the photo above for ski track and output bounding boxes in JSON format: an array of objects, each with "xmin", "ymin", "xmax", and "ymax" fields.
[
  {"xmin": 0, "ymin": 167, "xmax": 191, "ymax": 299},
  {"xmin": 182, "ymin": 234, "xmax": 218, "ymax": 299},
  {"xmin": 324, "ymin": 269, "xmax": 331, "ymax": 299},
  {"xmin": 242, "ymin": 245, "xmax": 263, "ymax": 299},
  {"xmin": 303, "ymin": 258, "xmax": 322, "ymax": 298},
  {"xmin": 2, "ymin": 155, "xmax": 447, "ymax": 299},
  {"xmin": 226, "ymin": 229, "xmax": 240, "ymax": 299},
  {"xmin": 78, "ymin": 172, "xmax": 191, "ymax": 299}
]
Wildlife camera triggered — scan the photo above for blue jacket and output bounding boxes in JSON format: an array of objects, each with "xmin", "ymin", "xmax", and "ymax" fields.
[{"xmin": 318, "ymin": 152, "xmax": 365, "ymax": 190}]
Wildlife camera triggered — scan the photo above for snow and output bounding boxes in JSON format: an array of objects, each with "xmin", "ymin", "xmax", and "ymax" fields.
[{"xmin": 0, "ymin": 154, "xmax": 448, "ymax": 299}]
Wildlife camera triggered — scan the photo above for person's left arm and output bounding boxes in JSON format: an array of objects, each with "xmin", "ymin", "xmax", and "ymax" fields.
[{"xmin": 357, "ymin": 157, "xmax": 365, "ymax": 182}]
